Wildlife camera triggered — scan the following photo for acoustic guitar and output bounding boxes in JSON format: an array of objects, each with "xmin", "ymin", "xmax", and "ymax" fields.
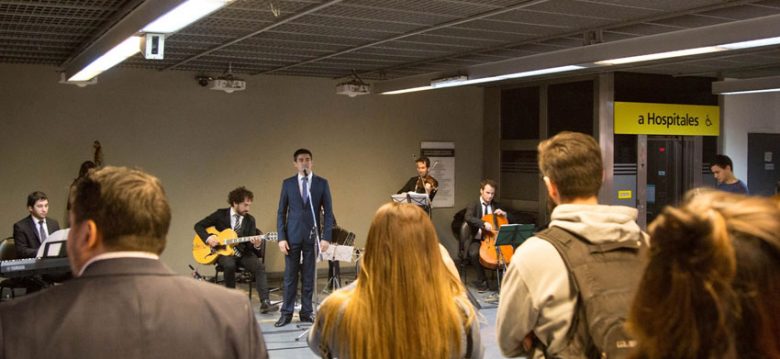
[{"xmin": 192, "ymin": 227, "xmax": 277, "ymax": 265}]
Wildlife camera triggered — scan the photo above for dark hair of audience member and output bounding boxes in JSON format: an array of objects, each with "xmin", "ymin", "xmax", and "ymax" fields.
[{"xmin": 628, "ymin": 190, "xmax": 780, "ymax": 359}]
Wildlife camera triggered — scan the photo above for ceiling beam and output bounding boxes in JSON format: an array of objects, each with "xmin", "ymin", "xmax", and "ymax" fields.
[
  {"xmin": 344, "ymin": 0, "xmax": 764, "ymax": 80},
  {"xmin": 374, "ymin": 13, "xmax": 780, "ymax": 93}
]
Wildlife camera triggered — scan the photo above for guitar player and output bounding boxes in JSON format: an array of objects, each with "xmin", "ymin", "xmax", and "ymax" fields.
[{"xmin": 194, "ymin": 186, "xmax": 278, "ymax": 313}]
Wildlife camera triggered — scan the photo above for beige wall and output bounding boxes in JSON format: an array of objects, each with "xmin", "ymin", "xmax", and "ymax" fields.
[
  {"xmin": 723, "ymin": 92, "xmax": 780, "ymax": 183},
  {"xmin": 0, "ymin": 64, "xmax": 484, "ymax": 275}
]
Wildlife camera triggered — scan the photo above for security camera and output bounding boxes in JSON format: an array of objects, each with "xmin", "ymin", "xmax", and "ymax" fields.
[{"xmin": 196, "ymin": 76, "xmax": 212, "ymax": 87}]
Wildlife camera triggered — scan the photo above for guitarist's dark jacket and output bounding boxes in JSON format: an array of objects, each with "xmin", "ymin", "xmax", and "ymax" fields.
[{"xmin": 194, "ymin": 208, "xmax": 261, "ymax": 257}]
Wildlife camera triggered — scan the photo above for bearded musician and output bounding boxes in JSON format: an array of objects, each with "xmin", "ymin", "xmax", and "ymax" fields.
[{"xmin": 397, "ymin": 156, "xmax": 439, "ymax": 202}]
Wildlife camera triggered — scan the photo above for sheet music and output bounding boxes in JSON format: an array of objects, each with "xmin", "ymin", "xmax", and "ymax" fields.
[
  {"xmin": 391, "ymin": 192, "xmax": 429, "ymax": 206},
  {"xmin": 36, "ymin": 228, "xmax": 69, "ymax": 258},
  {"xmin": 322, "ymin": 244, "xmax": 357, "ymax": 262}
]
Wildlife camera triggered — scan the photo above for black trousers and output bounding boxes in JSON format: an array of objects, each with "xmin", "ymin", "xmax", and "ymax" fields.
[
  {"xmin": 217, "ymin": 252, "xmax": 270, "ymax": 301},
  {"xmin": 280, "ymin": 241, "xmax": 316, "ymax": 316}
]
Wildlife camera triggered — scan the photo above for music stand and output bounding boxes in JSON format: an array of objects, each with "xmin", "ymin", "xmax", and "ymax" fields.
[
  {"xmin": 35, "ymin": 228, "xmax": 69, "ymax": 258},
  {"xmin": 325, "ymin": 226, "xmax": 355, "ymax": 292},
  {"xmin": 493, "ymin": 224, "xmax": 534, "ymax": 292},
  {"xmin": 391, "ymin": 192, "xmax": 431, "ymax": 216}
]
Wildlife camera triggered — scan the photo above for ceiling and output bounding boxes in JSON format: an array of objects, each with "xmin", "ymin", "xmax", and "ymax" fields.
[{"xmin": 3, "ymin": 0, "xmax": 780, "ymax": 85}]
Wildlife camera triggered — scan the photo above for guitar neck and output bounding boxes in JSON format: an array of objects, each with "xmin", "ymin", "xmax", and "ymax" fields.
[{"xmin": 224, "ymin": 233, "xmax": 274, "ymax": 245}]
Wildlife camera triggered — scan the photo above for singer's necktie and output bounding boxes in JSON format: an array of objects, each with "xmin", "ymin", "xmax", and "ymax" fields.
[
  {"xmin": 302, "ymin": 177, "xmax": 309, "ymax": 204},
  {"xmin": 39, "ymin": 220, "xmax": 47, "ymax": 242},
  {"xmin": 483, "ymin": 203, "xmax": 488, "ymax": 217}
]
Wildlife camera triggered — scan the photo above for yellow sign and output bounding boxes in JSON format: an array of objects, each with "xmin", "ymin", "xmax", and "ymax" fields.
[
  {"xmin": 614, "ymin": 102, "xmax": 719, "ymax": 136},
  {"xmin": 617, "ymin": 190, "xmax": 633, "ymax": 200}
]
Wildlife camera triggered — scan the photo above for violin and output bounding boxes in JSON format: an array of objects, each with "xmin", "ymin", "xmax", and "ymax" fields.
[
  {"xmin": 416, "ymin": 174, "xmax": 438, "ymax": 193},
  {"xmin": 478, "ymin": 213, "xmax": 514, "ymax": 269}
]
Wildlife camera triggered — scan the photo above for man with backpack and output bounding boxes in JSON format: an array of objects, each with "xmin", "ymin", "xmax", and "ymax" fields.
[{"xmin": 497, "ymin": 132, "xmax": 647, "ymax": 359}]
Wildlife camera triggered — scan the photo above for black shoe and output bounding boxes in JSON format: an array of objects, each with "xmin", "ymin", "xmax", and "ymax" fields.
[
  {"xmin": 299, "ymin": 313, "xmax": 314, "ymax": 323},
  {"xmin": 260, "ymin": 300, "xmax": 279, "ymax": 314},
  {"xmin": 274, "ymin": 315, "xmax": 292, "ymax": 327},
  {"xmin": 471, "ymin": 280, "xmax": 489, "ymax": 292}
]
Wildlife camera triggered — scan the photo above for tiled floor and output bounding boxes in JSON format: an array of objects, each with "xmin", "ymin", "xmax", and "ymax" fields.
[{"xmin": 249, "ymin": 277, "xmax": 517, "ymax": 359}]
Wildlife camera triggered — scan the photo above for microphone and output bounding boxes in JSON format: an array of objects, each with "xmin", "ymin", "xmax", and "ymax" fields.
[{"xmin": 303, "ymin": 169, "xmax": 308, "ymax": 176}]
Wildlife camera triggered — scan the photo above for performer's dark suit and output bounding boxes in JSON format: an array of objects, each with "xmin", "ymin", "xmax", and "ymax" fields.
[
  {"xmin": 194, "ymin": 208, "xmax": 270, "ymax": 301},
  {"xmin": 397, "ymin": 176, "xmax": 438, "ymax": 201},
  {"xmin": 277, "ymin": 173, "xmax": 333, "ymax": 317},
  {"xmin": 464, "ymin": 199, "xmax": 510, "ymax": 284},
  {"xmin": 0, "ymin": 257, "xmax": 268, "ymax": 358},
  {"xmin": 12, "ymin": 216, "xmax": 60, "ymax": 258}
]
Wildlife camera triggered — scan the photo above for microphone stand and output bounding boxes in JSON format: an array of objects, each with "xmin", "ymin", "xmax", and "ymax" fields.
[{"xmin": 296, "ymin": 169, "xmax": 323, "ymax": 341}]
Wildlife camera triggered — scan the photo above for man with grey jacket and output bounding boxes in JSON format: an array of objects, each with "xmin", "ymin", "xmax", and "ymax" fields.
[{"xmin": 497, "ymin": 132, "xmax": 646, "ymax": 358}]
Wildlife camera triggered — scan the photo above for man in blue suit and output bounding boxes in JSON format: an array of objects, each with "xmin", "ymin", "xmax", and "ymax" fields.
[{"xmin": 275, "ymin": 148, "xmax": 334, "ymax": 327}]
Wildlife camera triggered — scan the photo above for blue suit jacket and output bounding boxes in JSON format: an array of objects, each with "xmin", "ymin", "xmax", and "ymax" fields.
[{"xmin": 276, "ymin": 174, "xmax": 334, "ymax": 245}]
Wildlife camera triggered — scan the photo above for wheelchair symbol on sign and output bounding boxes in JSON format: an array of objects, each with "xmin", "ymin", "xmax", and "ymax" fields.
[{"xmin": 705, "ymin": 115, "xmax": 712, "ymax": 127}]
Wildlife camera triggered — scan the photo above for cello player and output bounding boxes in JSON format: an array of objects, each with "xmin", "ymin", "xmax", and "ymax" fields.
[{"xmin": 464, "ymin": 179, "xmax": 512, "ymax": 291}]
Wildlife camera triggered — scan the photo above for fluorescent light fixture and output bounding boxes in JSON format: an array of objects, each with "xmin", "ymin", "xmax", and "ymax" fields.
[
  {"xmin": 595, "ymin": 46, "xmax": 724, "ymax": 65},
  {"xmin": 430, "ymin": 75, "xmax": 468, "ymax": 88},
  {"xmin": 719, "ymin": 36, "xmax": 780, "ymax": 50},
  {"xmin": 454, "ymin": 65, "xmax": 586, "ymax": 86},
  {"xmin": 68, "ymin": 36, "xmax": 142, "ymax": 82},
  {"xmin": 143, "ymin": 0, "xmax": 234, "ymax": 33},
  {"xmin": 712, "ymin": 75, "xmax": 780, "ymax": 96},
  {"xmin": 497, "ymin": 65, "xmax": 585, "ymax": 80},
  {"xmin": 384, "ymin": 65, "xmax": 585, "ymax": 94},
  {"xmin": 719, "ymin": 88, "xmax": 780, "ymax": 95},
  {"xmin": 382, "ymin": 86, "xmax": 433, "ymax": 95}
]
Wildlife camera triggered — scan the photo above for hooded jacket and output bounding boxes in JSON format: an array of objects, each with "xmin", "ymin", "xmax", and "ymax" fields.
[{"xmin": 496, "ymin": 204, "xmax": 646, "ymax": 359}]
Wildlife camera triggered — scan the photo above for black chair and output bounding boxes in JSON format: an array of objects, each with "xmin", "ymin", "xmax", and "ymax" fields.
[
  {"xmin": 214, "ymin": 264, "xmax": 255, "ymax": 299},
  {"xmin": 213, "ymin": 230, "xmax": 278, "ymax": 302}
]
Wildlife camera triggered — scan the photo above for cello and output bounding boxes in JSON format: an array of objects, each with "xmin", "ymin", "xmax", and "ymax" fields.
[{"xmin": 478, "ymin": 213, "xmax": 513, "ymax": 269}]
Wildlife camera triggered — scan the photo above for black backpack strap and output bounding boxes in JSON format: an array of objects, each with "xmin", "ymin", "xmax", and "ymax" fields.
[{"xmin": 534, "ymin": 227, "xmax": 584, "ymax": 352}]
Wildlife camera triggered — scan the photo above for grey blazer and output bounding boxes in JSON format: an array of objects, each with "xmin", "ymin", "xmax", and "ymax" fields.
[{"xmin": 0, "ymin": 257, "xmax": 268, "ymax": 359}]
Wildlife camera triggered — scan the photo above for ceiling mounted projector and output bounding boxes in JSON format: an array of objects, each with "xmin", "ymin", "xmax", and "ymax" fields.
[
  {"xmin": 211, "ymin": 78, "xmax": 246, "ymax": 93},
  {"xmin": 336, "ymin": 71, "xmax": 371, "ymax": 97},
  {"xmin": 208, "ymin": 62, "xmax": 246, "ymax": 94},
  {"xmin": 336, "ymin": 81, "xmax": 370, "ymax": 97}
]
